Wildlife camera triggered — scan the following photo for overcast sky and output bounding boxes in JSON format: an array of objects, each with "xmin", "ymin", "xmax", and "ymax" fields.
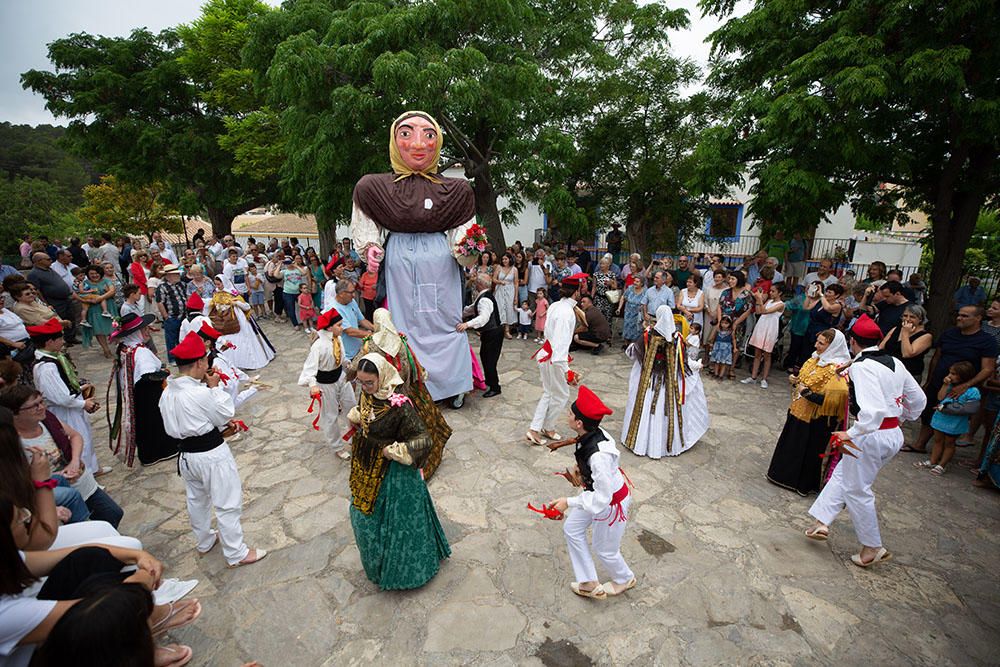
[{"xmin": 0, "ymin": 0, "xmax": 747, "ymax": 127}]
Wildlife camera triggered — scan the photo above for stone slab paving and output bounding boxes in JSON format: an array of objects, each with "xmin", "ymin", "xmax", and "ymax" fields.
[{"xmin": 70, "ymin": 320, "xmax": 999, "ymax": 666}]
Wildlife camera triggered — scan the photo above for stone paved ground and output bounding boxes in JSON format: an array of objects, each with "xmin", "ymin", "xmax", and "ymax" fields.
[{"xmin": 71, "ymin": 319, "xmax": 999, "ymax": 666}]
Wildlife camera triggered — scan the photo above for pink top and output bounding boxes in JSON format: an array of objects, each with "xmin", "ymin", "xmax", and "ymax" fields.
[{"xmin": 534, "ymin": 297, "xmax": 548, "ymax": 330}]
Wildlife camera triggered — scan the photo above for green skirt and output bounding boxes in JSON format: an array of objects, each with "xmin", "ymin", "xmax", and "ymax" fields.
[{"xmin": 350, "ymin": 461, "xmax": 451, "ymax": 590}]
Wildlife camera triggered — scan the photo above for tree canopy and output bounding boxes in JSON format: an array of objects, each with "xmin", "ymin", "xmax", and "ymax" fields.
[
  {"xmin": 77, "ymin": 175, "xmax": 182, "ymax": 237},
  {"xmin": 696, "ymin": 0, "xmax": 1000, "ymax": 332}
]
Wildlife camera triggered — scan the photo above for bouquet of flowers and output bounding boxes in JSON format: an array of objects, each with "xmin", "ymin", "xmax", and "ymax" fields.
[{"xmin": 455, "ymin": 223, "xmax": 488, "ymax": 267}]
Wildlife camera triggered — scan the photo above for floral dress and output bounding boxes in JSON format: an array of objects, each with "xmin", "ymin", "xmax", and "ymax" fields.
[
  {"xmin": 593, "ymin": 270, "xmax": 617, "ymax": 323},
  {"xmin": 719, "ymin": 288, "xmax": 752, "ymax": 357},
  {"xmin": 621, "ymin": 287, "xmax": 647, "ymax": 341}
]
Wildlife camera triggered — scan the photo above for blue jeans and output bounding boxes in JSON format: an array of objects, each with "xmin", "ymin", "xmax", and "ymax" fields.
[
  {"xmin": 53, "ymin": 476, "xmax": 90, "ymax": 523},
  {"xmin": 282, "ymin": 292, "xmax": 299, "ymax": 326},
  {"xmin": 84, "ymin": 488, "xmax": 124, "ymax": 528},
  {"xmin": 163, "ymin": 317, "xmax": 182, "ymax": 362}
]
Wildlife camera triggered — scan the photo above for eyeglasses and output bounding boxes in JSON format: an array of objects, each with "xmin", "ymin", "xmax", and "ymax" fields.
[{"xmin": 19, "ymin": 398, "xmax": 46, "ymax": 411}]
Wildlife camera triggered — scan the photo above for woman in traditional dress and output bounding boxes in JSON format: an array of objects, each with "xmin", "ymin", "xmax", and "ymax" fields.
[
  {"xmin": 351, "ymin": 111, "xmax": 476, "ymax": 405},
  {"xmin": 765, "ymin": 329, "xmax": 850, "ymax": 495},
  {"xmin": 80, "ymin": 265, "xmax": 118, "ymax": 359},
  {"xmin": 346, "ymin": 353, "xmax": 451, "ymax": 590},
  {"xmin": 107, "ymin": 313, "xmax": 177, "ymax": 467},
  {"xmin": 207, "ymin": 276, "xmax": 275, "ymax": 370},
  {"xmin": 349, "ymin": 308, "xmax": 452, "ymax": 479},
  {"xmin": 621, "ymin": 305, "xmax": 710, "ymax": 458},
  {"xmin": 493, "ymin": 253, "xmax": 518, "ymax": 340}
]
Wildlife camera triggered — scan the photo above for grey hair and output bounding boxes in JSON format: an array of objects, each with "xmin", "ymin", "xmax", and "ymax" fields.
[
  {"xmin": 632, "ymin": 274, "xmax": 645, "ymax": 286},
  {"xmin": 904, "ymin": 304, "xmax": 928, "ymax": 324},
  {"xmin": 654, "ymin": 269, "xmax": 667, "ymax": 280},
  {"xmin": 476, "ymin": 272, "xmax": 492, "ymax": 288},
  {"xmin": 335, "ymin": 278, "xmax": 355, "ymax": 295}
]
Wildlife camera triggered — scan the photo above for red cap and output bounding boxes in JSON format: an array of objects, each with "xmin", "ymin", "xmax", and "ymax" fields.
[
  {"xmin": 198, "ymin": 322, "xmax": 222, "ymax": 340},
  {"xmin": 186, "ymin": 292, "xmax": 204, "ymax": 311},
  {"xmin": 25, "ymin": 317, "xmax": 63, "ymax": 337},
  {"xmin": 316, "ymin": 308, "xmax": 343, "ymax": 330},
  {"xmin": 170, "ymin": 331, "xmax": 208, "ymax": 364},
  {"xmin": 573, "ymin": 384, "xmax": 613, "ymax": 421},
  {"xmin": 850, "ymin": 313, "xmax": 882, "ymax": 340},
  {"xmin": 561, "ymin": 272, "xmax": 589, "ymax": 288}
]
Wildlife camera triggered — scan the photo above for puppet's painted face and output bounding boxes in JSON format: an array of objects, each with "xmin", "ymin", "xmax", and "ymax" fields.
[{"xmin": 394, "ymin": 116, "xmax": 438, "ymax": 172}]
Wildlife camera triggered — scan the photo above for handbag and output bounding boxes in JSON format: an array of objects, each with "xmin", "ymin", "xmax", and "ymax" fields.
[{"xmin": 605, "ymin": 289, "xmax": 621, "ymax": 305}]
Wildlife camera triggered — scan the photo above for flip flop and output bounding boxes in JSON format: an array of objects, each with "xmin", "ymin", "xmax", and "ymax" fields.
[
  {"xmin": 851, "ymin": 547, "xmax": 892, "ymax": 568},
  {"xmin": 525, "ymin": 431, "xmax": 546, "ymax": 446},
  {"xmin": 570, "ymin": 582, "xmax": 607, "ymax": 599},
  {"xmin": 152, "ymin": 599, "xmax": 202, "ymax": 636},
  {"xmin": 155, "ymin": 644, "xmax": 193, "ymax": 667},
  {"xmin": 805, "ymin": 525, "xmax": 829, "ymax": 541},
  {"xmin": 600, "ymin": 577, "xmax": 637, "ymax": 596}
]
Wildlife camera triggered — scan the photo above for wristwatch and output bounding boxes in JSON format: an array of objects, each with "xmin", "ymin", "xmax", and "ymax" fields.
[{"xmin": 33, "ymin": 478, "xmax": 58, "ymax": 490}]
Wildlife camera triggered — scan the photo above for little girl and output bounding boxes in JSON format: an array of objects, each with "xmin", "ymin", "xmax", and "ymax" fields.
[
  {"xmin": 708, "ymin": 316, "xmax": 734, "ymax": 379},
  {"xmin": 686, "ymin": 322, "xmax": 702, "ymax": 367},
  {"xmin": 516, "ymin": 301, "xmax": 533, "ymax": 339},
  {"xmin": 916, "ymin": 361, "xmax": 980, "ymax": 475},
  {"xmin": 533, "ymin": 288, "xmax": 548, "ymax": 343},
  {"xmin": 358, "ymin": 265, "xmax": 378, "ymax": 321},
  {"xmin": 297, "ymin": 283, "xmax": 317, "ymax": 333},
  {"xmin": 247, "ymin": 264, "xmax": 266, "ymax": 318},
  {"xmin": 743, "ymin": 283, "xmax": 785, "ymax": 389}
]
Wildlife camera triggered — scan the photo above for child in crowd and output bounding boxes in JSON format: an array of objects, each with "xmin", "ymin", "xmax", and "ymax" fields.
[
  {"xmin": 743, "ymin": 283, "xmax": 785, "ymax": 388},
  {"xmin": 297, "ymin": 283, "xmax": 317, "ymax": 333},
  {"xmin": 708, "ymin": 316, "xmax": 734, "ymax": 380},
  {"xmin": 358, "ymin": 264, "xmax": 378, "ymax": 321},
  {"xmin": 916, "ymin": 361, "xmax": 980, "ymax": 476},
  {"xmin": 842, "ymin": 285, "xmax": 867, "ymax": 329},
  {"xmin": 516, "ymin": 301, "xmax": 533, "ymax": 339},
  {"xmin": 247, "ymin": 264, "xmax": 266, "ymax": 319},
  {"xmin": 686, "ymin": 322, "xmax": 702, "ymax": 368},
  {"xmin": 533, "ymin": 288, "xmax": 549, "ymax": 344},
  {"xmin": 753, "ymin": 265, "xmax": 774, "ymax": 294},
  {"xmin": 146, "ymin": 262, "xmax": 164, "ymax": 320},
  {"xmin": 73, "ymin": 268, "xmax": 103, "ymax": 327}
]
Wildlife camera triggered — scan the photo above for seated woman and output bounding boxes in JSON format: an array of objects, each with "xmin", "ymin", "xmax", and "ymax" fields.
[
  {"xmin": 621, "ymin": 305, "xmax": 710, "ymax": 458},
  {"xmin": 346, "ymin": 354, "xmax": 451, "ymax": 590},
  {"xmin": 2, "ymin": 385, "xmax": 125, "ymax": 528},
  {"xmin": 0, "ymin": 498, "xmax": 198, "ymax": 667},
  {"xmin": 766, "ymin": 329, "xmax": 850, "ymax": 496}
]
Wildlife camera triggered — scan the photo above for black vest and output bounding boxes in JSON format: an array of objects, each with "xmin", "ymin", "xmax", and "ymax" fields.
[
  {"xmin": 473, "ymin": 291, "xmax": 501, "ymax": 333},
  {"xmin": 574, "ymin": 429, "xmax": 606, "ymax": 491},
  {"xmin": 848, "ymin": 350, "xmax": 897, "ymax": 417}
]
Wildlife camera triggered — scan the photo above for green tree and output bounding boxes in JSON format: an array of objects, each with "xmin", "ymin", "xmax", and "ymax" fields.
[
  {"xmin": 21, "ymin": 2, "xmax": 278, "ymax": 237},
  {"xmin": 695, "ymin": 0, "xmax": 1000, "ymax": 334},
  {"xmin": 0, "ymin": 177, "xmax": 76, "ymax": 253},
  {"xmin": 77, "ymin": 175, "xmax": 182, "ymax": 237}
]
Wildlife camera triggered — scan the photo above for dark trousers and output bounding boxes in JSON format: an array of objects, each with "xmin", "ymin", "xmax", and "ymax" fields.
[
  {"xmin": 479, "ymin": 328, "xmax": 504, "ymax": 392},
  {"xmin": 51, "ymin": 298, "xmax": 81, "ymax": 342},
  {"xmin": 272, "ymin": 287, "xmax": 285, "ymax": 316},
  {"xmin": 85, "ymin": 487, "xmax": 124, "ymax": 528},
  {"xmin": 282, "ymin": 292, "xmax": 299, "ymax": 326},
  {"xmin": 162, "ymin": 317, "xmax": 182, "ymax": 362},
  {"xmin": 784, "ymin": 333, "xmax": 808, "ymax": 368},
  {"xmin": 37, "ymin": 547, "xmax": 127, "ymax": 600}
]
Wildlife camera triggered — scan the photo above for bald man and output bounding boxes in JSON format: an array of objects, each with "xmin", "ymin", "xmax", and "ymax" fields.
[{"xmin": 27, "ymin": 252, "xmax": 80, "ymax": 343}]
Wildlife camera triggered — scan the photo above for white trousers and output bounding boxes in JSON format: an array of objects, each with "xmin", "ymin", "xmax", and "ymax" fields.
[
  {"xmin": 563, "ymin": 494, "xmax": 634, "ymax": 585},
  {"xmin": 50, "ymin": 520, "xmax": 142, "ymax": 551},
  {"xmin": 809, "ymin": 427, "xmax": 902, "ymax": 547},
  {"xmin": 179, "ymin": 444, "xmax": 249, "ymax": 564},
  {"xmin": 531, "ymin": 360, "xmax": 570, "ymax": 432},
  {"xmin": 317, "ymin": 379, "xmax": 357, "ymax": 451}
]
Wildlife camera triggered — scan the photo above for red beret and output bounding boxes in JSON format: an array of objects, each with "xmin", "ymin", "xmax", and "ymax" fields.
[
  {"xmin": 25, "ymin": 317, "xmax": 63, "ymax": 337},
  {"xmin": 186, "ymin": 292, "xmax": 204, "ymax": 311},
  {"xmin": 198, "ymin": 322, "xmax": 222, "ymax": 341},
  {"xmin": 573, "ymin": 384, "xmax": 613, "ymax": 421},
  {"xmin": 562, "ymin": 272, "xmax": 589, "ymax": 288},
  {"xmin": 170, "ymin": 331, "xmax": 208, "ymax": 364},
  {"xmin": 850, "ymin": 313, "xmax": 882, "ymax": 340},
  {"xmin": 316, "ymin": 308, "xmax": 343, "ymax": 331}
]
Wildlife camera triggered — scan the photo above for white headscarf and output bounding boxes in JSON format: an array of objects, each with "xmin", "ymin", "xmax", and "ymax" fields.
[
  {"xmin": 812, "ymin": 329, "xmax": 851, "ymax": 367},
  {"xmin": 653, "ymin": 305, "xmax": 675, "ymax": 338},
  {"xmin": 358, "ymin": 352, "xmax": 403, "ymax": 399},
  {"xmin": 216, "ymin": 275, "xmax": 238, "ymax": 294},
  {"xmin": 370, "ymin": 308, "xmax": 401, "ymax": 357}
]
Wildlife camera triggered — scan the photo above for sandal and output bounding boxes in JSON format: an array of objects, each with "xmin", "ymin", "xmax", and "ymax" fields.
[
  {"xmin": 600, "ymin": 577, "xmax": 636, "ymax": 596},
  {"xmin": 228, "ymin": 548, "xmax": 268, "ymax": 569},
  {"xmin": 929, "ymin": 465, "xmax": 945, "ymax": 476},
  {"xmin": 336, "ymin": 450, "xmax": 351, "ymax": 461},
  {"xmin": 805, "ymin": 525, "xmax": 829, "ymax": 541},
  {"xmin": 151, "ymin": 599, "xmax": 202, "ymax": 636},
  {"xmin": 155, "ymin": 644, "xmax": 193, "ymax": 667},
  {"xmin": 851, "ymin": 547, "xmax": 892, "ymax": 568},
  {"xmin": 542, "ymin": 430, "xmax": 562, "ymax": 441},
  {"xmin": 912, "ymin": 460, "xmax": 933, "ymax": 469},
  {"xmin": 570, "ymin": 582, "xmax": 607, "ymax": 599},
  {"xmin": 525, "ymin": 431, "xmax": 546, "ymax": 446}
]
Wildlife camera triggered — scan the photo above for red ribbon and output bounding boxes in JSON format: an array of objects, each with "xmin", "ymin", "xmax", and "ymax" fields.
[
  {"xmin": 527, "ymin": 502, "xmax": 564, "ymax": 520},
  {"xmin": 216, "ymin": 371, "xmax": 231, "ymax": 385},
  {"xmin": 307, "ymin": 395, "xmax": 321, "ymax": 430},
  {"xmin": 231, "ymin": 420, "xmax": 249, "ymax": 432},
  {"xmin": 342, "ymin": 425, "xmax": 356, "ymax": 442}
]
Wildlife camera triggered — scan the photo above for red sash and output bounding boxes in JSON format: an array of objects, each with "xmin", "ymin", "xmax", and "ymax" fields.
[{"xmin": 879, "ymin": 417, "xmax": 899, "ymax": 430}]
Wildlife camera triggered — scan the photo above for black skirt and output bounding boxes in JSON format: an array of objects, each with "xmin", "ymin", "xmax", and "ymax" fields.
[
  {"xmin": 134, "ymin": 376, "xmax": 179, "ymax": 466},
  {"xmin": 766, "ymin": 412, "xmax": 840, "ymax": 496}
]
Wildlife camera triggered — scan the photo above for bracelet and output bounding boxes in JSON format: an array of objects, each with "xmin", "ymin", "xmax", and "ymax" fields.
[{"xmin": 33, "ymin": 478, "xmax": 58, "ymax": 490}]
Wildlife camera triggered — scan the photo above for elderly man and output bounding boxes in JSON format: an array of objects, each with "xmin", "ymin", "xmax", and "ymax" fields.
[
  {"xmin": 149, "ymin": 231, "xmax": 178, "ymax": 264},
  {"xmin": 51, "ymin": 249, "xmax": 78, "ymax": 290},
  {"xmin": 642, "ymin": 270, "xmax": 675, "ymax": 326},
  {"xmin": 745, "ymin": 250, "xmax": 769, "ymax": 285},
  {"xmin": 332, "ymin": 279, "xmax": 374, "ymax": 361},
  {"xmin": 765, "ymin": 257, "xmax": 785, "ymax": 283},
  {"xmin": 803, "ymin": 258, "xmax": 838, "ymax": 289},
  {"xmin": 954, "ymin": 276, "xmax": 987, "ymax": 310},
  {"xmin": 574, "ymin": 240, "xmax": 593, "ymax": 274},
  {"xmin": 27, "ymin": 253, "xmax": 80, "ymax": 343},
  {"xmin": 458, "ymin": 272, "xmax": 504, "ymax": 398},
  {"xmin": 156, "ymin": 264, "xmax": 188, "ymax": 362}
]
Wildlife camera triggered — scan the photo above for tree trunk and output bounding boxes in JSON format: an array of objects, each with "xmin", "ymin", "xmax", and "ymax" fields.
[
  {"xmin": 625, "ymin": 217, "xmax": 649, "ymax": 259},
  {"xmin": 925, "ymin": 196, "xmax": 982, "ymax": 337},
  {"xmin": 472, "ymin": 164, "xmax": 506, "ymax": 251},
  {"xmin": 205, "ymin": 206, "xmax": 239, "ymax": 237},
  {"xmin": 315, "ymin": 211, "xmax": 339, "ymax": 259}
]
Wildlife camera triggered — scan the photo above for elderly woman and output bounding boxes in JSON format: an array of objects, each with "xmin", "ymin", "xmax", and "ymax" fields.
[
  {"xmin": 879, "ymin": 304, "xmax": 933, "ymax": 382},
  {"xmin": 591, "ymin": 255, "xmax": 619, "ymax": 327},
  {"xmin": 618, "ymin": 274, "xmax": 647, "ymax": 345},
  {"xmin": 208, "ymin": 276, "xmax": 275, "ymax": 370},
  {"xmin": 766, "ymin": 329, "xmax": 850, "ymax": 495},
  {"xmin": 185, "ymin": 264, "xmax": 215, "ymax": 302},
  {"xmin": 10, "ymin": 283, "xmax": 66, "ymax": 328},
  {"xmin": 346, "ymin": 353, "xmax": 451, "ymax": 589}
]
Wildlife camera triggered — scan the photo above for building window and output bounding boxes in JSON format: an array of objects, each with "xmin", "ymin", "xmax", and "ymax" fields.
[{"xmin": 707, "ymin": 204, "xmax": 743, "ymax": 239}]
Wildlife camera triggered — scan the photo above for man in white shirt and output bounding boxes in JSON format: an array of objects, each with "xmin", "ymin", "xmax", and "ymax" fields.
[
  {"xmin": 51, "ymin": 249, "xmax": 77, "ymax": 290},
  {"xmin": 765, "ymin": 257, "xmax": 785, "ymax": 283},
  {"xmin": 803, "ymin": 258, "xmax": 839, "ymax": 288},
  {"xmin": 527, "ymin": 272, "xmax": 586, "ymax": 445},
  {"xmin": 221, "ymin": 249, "xmax": 250, "ymax": 295},
  {"xmin": 526, "ymin": 249, "xmax": 551, "ymax": 309},
  {"xmin": 149, "ymin": 231, "xmax": 178, "ymax": 264},
  {"xmin": 159, "ymin": 331, "xmax": 267, "ymax": 568}
]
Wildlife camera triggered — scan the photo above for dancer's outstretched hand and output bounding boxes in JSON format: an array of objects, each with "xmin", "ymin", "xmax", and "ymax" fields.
[{"xmin": 830, "ymin": 431, "xmax": 860, "ymax": 458}]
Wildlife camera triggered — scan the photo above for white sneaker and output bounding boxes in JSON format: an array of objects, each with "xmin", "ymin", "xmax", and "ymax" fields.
[
  {"xmin": 740, "ymin": 376, "xmax": 756, "ymax": 384},
  {"xmin": 81, "ymin": 321, "xmax": 92, "ymax": 328},
  {"xmin": 101, "ymin": 311, "xmax": 113, "ymax": 318},
  {"xmin": 153, "ymin": 578, "xmax": 199, "ymax": 605},
  {"xmin": 760, "ymin": 379, "xmax": 769, "ymax": 389}
]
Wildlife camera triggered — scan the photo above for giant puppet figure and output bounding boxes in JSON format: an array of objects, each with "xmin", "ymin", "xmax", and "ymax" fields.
[{"xmin": 351, "ymin": 111, "xmax": 476, "ymax": 406}]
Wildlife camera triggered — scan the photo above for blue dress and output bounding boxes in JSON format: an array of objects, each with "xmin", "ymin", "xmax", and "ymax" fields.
[
  {"xmin": 622, "ymin": 287, "xmax": 647, "ymax": 341},
  {"xmin": 710, "ymin": 331, "xmax": 734, "ymax": 363}
]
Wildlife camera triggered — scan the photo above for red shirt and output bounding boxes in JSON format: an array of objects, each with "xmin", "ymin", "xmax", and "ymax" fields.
[{"xmin": 358, "ymin": 271, "xmax": 378, "ymax": 301}]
